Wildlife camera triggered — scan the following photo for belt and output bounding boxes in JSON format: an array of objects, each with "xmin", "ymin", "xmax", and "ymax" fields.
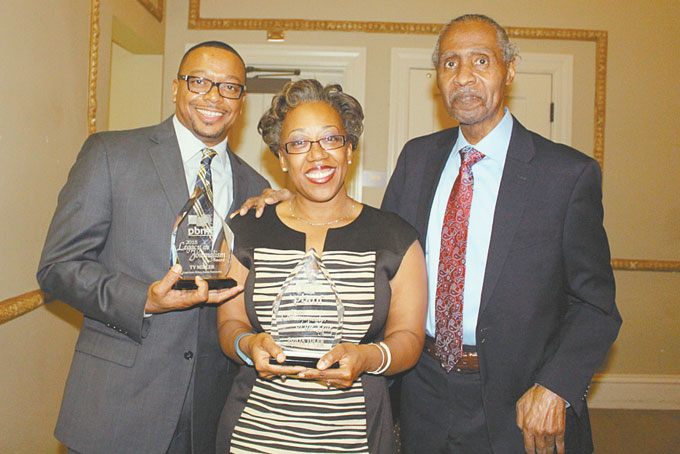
[{"xmin": 423, "ymin": 337, "xmax": 479, "ymax": 372}]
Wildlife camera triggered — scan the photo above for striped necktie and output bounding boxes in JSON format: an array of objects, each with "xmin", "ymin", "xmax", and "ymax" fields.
[
  {"xmin": 192, "ymin": 147, "xmax": 218, "ymax": 256},
  {"xmin": 194, "ymin": 147, "xmax": 217, "ymax": 223}
]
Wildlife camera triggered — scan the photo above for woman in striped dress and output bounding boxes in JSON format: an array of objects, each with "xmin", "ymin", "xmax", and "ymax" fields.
[{"xmin": 216, "ymin": 79, "xmax": 427, "ymax": 454}]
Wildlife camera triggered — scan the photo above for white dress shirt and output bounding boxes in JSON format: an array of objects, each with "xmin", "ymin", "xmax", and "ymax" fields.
[{"xmin": 425, "ymin": 108, "xmax": 513, "ymax": 344}]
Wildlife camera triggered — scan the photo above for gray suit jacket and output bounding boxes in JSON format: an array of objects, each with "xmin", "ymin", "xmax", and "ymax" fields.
[
  {"xmin": 382, "ymin": 117, "xmax": 621, "ymax": 453},
  {"xmin": 37, "ymin": 117, "xmax": 269, "ymax": 454}
]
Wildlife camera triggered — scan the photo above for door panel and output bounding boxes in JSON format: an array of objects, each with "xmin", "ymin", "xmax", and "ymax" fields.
[
  {"xmin": 407, "ymin": 69, "xmax": 457, "ymax": 139},
  {"xmin": 506, "ymin": 72, "xmax": 552, "ymax": 139},
  {"xmin": 406, "ymin": 68, "xmax": 552, "ymax": 141},
  {"xmin": 389, "ymin": 50, "xmax": 571, "ymax": 177}
]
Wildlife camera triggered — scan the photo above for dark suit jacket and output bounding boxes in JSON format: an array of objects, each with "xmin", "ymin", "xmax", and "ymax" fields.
[
  {"xmin": 381, "ymin": 118, "xmax": 621, "ymax": 453},
  {"xmin": 37, "ymin": 117, "xmax": 269, "ymax": 454}
]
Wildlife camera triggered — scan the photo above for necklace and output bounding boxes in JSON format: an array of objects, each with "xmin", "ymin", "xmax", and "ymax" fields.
[{"xmin": 289, "ymin": 199, "xmax": 356, "ymax": 226}]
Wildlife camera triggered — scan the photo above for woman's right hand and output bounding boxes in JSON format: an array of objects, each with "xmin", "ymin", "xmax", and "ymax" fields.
[
  {"xmin": 243, "ymin": 332, "xmax": 306, "ymax": 379},
  {"xmin": 297, "ymin": 343, "xmax": 383, "ymax": 388}
]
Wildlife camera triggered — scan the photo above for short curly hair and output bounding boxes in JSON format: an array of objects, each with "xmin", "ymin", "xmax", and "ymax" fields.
[{"xmin": 258, "ymin": 79, "xmax": 364, "ymax": 156}]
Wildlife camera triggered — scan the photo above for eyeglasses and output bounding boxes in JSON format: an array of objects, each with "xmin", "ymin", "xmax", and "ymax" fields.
[
  {"xmin": 283, "ymin": 135, "xmax": 347, "ymax": 154},
  {"xmin": 177, "ymin": 75, "xmax": 246, "ymax": 99}
]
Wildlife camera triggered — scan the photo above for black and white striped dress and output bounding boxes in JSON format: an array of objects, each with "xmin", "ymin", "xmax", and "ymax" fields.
[{"xmin": 218, "ymin": 204, "xmax": 418, "ymax": 454}]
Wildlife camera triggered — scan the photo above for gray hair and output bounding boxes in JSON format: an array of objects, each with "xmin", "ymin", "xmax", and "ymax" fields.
[
  {"xmin": 432, "ymin": 14, "xmax": 519, "ymax": 67},
  {"xmin": 258, "ymin": 79, "xmax": 364, "ymax": 156}
]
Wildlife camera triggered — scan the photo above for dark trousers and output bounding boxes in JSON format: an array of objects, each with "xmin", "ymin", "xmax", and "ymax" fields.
[
  {"xmin": 400, "ymin": 351, "xmax": 493, "ymax": 454},
  {"xmin": 67, "ymin": 371, "xmax": 195, "ymax": 454},
  {"xmin": 68, "ymin": 372, "xmax": 194, "ymax": 454}
]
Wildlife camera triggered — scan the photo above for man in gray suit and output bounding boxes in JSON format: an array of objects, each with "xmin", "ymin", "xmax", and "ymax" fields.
[{"xmin": 38, "ymin": 41, "xmax": 269, "ymax": 453}]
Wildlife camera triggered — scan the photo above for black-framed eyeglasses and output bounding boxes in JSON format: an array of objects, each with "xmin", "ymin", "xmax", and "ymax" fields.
[
  {"xmin": 283, "ymin": 135, "xmax": 347, "ymax": 154},
  {"xmin": 177, "ymin": 75, "xmax": 246, "ymax": 99}
]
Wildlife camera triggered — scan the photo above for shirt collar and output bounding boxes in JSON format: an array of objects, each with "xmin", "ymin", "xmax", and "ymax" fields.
[
  {"xmin": 172, "ymin": 115, "xmax": 228, "ymax": 163},
  {"xmin": 454, "ymin": 107, "xmax": 513, "ymax": 162}
]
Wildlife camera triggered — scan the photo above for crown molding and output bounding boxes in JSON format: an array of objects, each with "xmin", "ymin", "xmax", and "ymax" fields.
[
  {"xmin": 187, "ymin": 0, "xmax": 607, "ymax": 172},
  {"xmin": 138, "ymin": 0, "xmax": 163, "ymax": 22}
]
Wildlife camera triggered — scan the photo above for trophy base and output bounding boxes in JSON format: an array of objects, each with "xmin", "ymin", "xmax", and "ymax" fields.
[
  {"xmin": 269, "ymin": 352, "xmax": 340, "ymax": 369},
  {"xmin": 172, "ymin": 277, "xmax": 237, "ymax": 290}
]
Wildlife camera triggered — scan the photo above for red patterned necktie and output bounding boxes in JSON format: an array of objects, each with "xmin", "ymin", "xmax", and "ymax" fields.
[{"xmin": 434, "ymin": 146, "xmax": 485, "ymax": 372}]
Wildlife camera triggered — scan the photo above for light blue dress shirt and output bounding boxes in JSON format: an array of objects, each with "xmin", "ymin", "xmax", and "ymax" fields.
[
  {"xmin": 172, "ymin": 115, "xmax": 234, "ymax": 242},
  {"xmin": 425, "ymin": 108, "xmax": 513, "ymax": 344}
]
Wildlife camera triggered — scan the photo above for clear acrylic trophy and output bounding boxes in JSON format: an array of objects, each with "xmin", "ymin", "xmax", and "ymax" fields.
[
  {"xmin": 270, "ymin": 249, "xmax": 344, "ymax": 368},
  {"xmin": 170, "ymin": 186, "xmax": 236, "ymax": 290}
]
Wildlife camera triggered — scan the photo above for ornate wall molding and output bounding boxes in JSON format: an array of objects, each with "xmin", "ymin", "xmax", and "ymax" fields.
[
  {"xmin": 184, "ymin": 4, "xmax": 680, "ymax": 273},
  {"xmin": 187, "ymin": 0, "xmax": 607, "ymax": 172},
  {"xmin": 0, "ymin": 290, "xmax": 47, "ymax": 325},
  {"xmin": 87, "ymin": 0, "xmax": 100, "ymax": 135},
  {"xmin": 46, "ymin": 1, "xmax": 663, "ymax": 333},
  {"xmin": 138, "ymin": 0, "xmax": 164, "ymax": 22},
  {"xmin": 505, "ymin": 27, "xmax": 607, "ymax": 171},
  {"xmin": 611, "ymin": 259, "xmax": 680, "ymax": 273}
]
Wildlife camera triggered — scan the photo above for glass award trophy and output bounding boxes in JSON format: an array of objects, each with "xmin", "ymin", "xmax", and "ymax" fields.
[
  {"xmin": 170, "ymin": 186, "xmax": 236, "ymax": 290},
  {"xmin": 270, "ymin": 249, "xmax": 344, "ymax": 368}
]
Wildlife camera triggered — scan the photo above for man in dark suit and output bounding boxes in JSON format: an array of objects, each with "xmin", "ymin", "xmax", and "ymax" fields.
[
  {"xmin": 37, "ymin": 41, "xmax": 269, "ymax": 453},
  {"xmin": 381, "ymin": 15, "xmax": 621, "ymax": 454}
]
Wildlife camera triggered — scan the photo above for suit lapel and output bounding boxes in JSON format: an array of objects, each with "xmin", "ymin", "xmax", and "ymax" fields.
[
  {"xmin": 148, "ymin": 117, "xmax": 189, "ymax": 218},
  {"xmin": 415, "ymin": 127, "xmax": 460, "ymax": 244},
  {"xmin": 478, "ymin": 118, "xmax": 536, "ymax": 317}
]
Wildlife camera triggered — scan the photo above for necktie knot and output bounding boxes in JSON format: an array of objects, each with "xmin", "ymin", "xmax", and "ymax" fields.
[
  {"xmin": 201, "ymin": 148, "xmax": 217, "ymax": 166},
  {"xmin": 460, "ymin": 146, "xmax": 485, "ymax": 169},
  {"xmin": 194, "ymin": 148, "xmax": 217, "ymax": 215}
]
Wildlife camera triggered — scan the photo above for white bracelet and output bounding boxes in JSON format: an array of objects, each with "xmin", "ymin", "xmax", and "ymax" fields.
[
  {"xmin": 375, "ymin": 341, "xmax": 392, "ymax": 375},
  {"xmin": 367, "ymin": 342, "xmax": 386, "ymax": 375}
]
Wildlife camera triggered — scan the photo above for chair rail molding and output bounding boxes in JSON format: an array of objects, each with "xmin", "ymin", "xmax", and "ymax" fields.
[{"xmin": 0, "ymin": 290, "xmax": 47, "ymax": 325}]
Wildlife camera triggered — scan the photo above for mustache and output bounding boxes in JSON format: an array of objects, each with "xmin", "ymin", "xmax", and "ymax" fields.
[{"xmin": 451, "ymin": 89, "xmax": 483, "ymax": 101}]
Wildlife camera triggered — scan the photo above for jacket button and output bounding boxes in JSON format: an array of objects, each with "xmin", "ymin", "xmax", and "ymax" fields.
[{"xmin": 184, "ymin": 351, "xmax": 194, "ymax": 360}]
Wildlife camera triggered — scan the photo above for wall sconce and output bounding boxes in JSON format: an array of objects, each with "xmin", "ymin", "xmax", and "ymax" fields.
[{"xmin": 267, "ymin": 28, "xmax": 285, "ymax": 42}]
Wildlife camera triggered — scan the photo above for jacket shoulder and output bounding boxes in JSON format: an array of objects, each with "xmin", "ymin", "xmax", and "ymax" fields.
[
  {"xmin": 516, "ymin": 119, "xmax": 596, "ymax": 170},
  {"xmin": 82, "ymin": 121, "xmax": 169, "ymax": 157},
  {"xmin": 507, "ymin": 118, "xmax": 599, "ymax": 179}
]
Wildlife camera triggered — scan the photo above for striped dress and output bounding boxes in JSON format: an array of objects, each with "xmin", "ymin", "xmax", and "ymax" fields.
[{"xmin": 218, "ymin": 204, "xmax": 418, "ymax": 454}]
